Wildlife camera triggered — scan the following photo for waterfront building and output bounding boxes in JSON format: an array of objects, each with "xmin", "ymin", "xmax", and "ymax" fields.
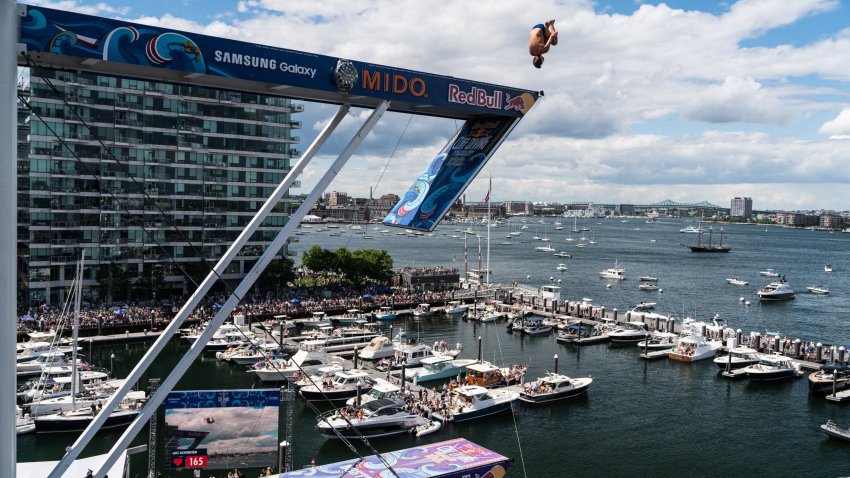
[
  {"xmin": 393, "ymin": 266, "xmax": 460, "ymax": 292},
  {"xmin": 326, "ymin": 191, "xmax": 349, "ymax": 206},
  {"xmin": 504, "ymin": 201, "xmax": 534, "ymax": 216},
  {"xmin": 731, "ymin": 197, "xmax": 753, "ymax": 219},
  {"xmin": 18, "ymin": 68, "xmax": 303, "ymax": 305},
  {"xmin": 820, "ymin": 213, "xmax": 845, "ymax": 230}
]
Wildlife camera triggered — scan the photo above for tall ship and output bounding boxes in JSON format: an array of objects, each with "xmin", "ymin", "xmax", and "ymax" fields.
[{"xmin": 683, "ymin": 227, "xmax": 731, "ymax": 253}]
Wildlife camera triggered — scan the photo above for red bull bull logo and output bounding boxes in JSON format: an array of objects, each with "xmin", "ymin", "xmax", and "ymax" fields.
[
  {"xmin": 448, "ymin": 84, "xmax": 503, "ymax": 110},
  {"xmin": 504, "ymin": 94, "xmax": 525, "ymax": 111}
]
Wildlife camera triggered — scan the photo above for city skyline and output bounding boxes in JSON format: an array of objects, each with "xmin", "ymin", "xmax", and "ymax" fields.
[{"xmin": 20, "ymin": 0, "xmax": 850, "ymax": 209}]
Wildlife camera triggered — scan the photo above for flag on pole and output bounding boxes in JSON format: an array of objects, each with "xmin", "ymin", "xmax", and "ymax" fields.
[{"xmin": 484, "ymin": 177, "xmax": 491, "ymax": 204}]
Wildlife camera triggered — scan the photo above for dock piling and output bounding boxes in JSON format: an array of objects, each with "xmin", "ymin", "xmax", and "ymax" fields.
[
  {"xmin": 477, "ymin": 336, "xmax": 482, "ymax": 362},
  {"xmin": 554, "ymin": 354, "xmax": 558, "ymax": 374},
  {"xmin": 816, "ymin": 343, "xmax": 823, "ymax": 362}
]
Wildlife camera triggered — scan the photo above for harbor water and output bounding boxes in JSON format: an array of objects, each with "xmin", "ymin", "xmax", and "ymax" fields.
[{"xmin": 19, "ymin": 219, "xmax": 850, "ymax": 476}]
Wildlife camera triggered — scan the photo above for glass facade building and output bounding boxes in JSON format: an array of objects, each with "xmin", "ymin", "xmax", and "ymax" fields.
[{"xmin": 18, "ymin": 67, "xmax": 303, "ymax": 305}]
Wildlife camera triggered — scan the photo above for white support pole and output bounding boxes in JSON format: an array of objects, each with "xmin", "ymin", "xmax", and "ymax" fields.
[
  {"xmin": 2, "ymin": 1, "xmax": 18, "ymax": 476},
  {"xmin": 48, "ymin": 104, "xmax": 352, "ymax": 478},
  {"xmin": 91, "ymin": 101, "xmax": 389, "ymax": 478}
]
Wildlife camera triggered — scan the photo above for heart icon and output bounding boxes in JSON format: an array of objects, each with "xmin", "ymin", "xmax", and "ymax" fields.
[{"xmin": 172, "ymin": 457, "xmax": 184, "ymax": 467}]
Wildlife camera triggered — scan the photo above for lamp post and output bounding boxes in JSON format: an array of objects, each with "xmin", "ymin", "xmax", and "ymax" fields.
[{"xmin": 110, "ymin": 353, "xmax": 115, "ymax": 375}]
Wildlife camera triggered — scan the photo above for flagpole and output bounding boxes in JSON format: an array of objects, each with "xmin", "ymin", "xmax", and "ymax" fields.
[{"xmin": 485, "ymin": 175, "xmax": 491, "ymax": 285}]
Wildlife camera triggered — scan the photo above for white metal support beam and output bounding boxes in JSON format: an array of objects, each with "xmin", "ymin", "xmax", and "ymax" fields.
[
  {"xmin": 2, "ymin": 1, "xmax": 19, "ymax": 476},
  {"xmin": 91, "ymin": 100, "xmax": 389, "ymax": 477},
  {"xmin": 47, "ymin": 103, "xmax": 352, "ymax": 478}
]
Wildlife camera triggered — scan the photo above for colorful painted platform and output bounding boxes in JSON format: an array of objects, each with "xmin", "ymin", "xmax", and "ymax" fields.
[{"xmin": 279, "ymin": 438, "xmax": 509, "ymax": 478}]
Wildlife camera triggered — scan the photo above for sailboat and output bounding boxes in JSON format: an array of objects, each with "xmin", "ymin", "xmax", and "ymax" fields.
[
  {"xmin": 571, "ymin": 215, "xmax": 580, "ymax": 234},
  {"xmin": 683, "ymin": 226, "xmax": 731, "ymax": 253}
]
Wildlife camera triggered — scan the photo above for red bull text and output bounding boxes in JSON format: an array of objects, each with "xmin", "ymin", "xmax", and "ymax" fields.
[{"xmin": 447, "ymin": 84, "xmax": 503, "ymax": 110}]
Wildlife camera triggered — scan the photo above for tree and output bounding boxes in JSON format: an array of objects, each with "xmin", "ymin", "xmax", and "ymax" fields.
[
  {"xmin": 256, "ymin": 256, "xmax": 296, "ymax": 292},
  {"xmin": 354, "ymin": 249, "xmax": 393, "ymax": 284},
  {"xmin": 301, "ymin": 245, "xmax": 335, "ymax": 277}
]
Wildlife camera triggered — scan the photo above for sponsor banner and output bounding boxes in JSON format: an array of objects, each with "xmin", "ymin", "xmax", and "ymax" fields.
[
  {"xmin": 164, "ymin": 389, "xmax": 279, "ymax": 470},
  {"xmin": 280, "ymin": 438, "xmax": 509, "ymax": 478},
  {"xmin": 20, "ymin": 5, "xmax": 537, "ymax": 118},
  {"xmin": 383, "ymin": 115, "xmax": 516, "ymax": 231}
]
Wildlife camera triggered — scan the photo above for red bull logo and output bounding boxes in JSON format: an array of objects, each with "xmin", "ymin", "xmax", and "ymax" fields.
[
  {"xmin": 504, "ymin": 94, "xmax": 525, "ymax": 111},
  {"xmin": 448, "ymin": 84, "xmax": 503, "ymax": 110}
]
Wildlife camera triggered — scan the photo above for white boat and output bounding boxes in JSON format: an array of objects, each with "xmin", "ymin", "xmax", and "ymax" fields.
[
  {"xmin": 636, "ymin": 332, "xmax": 678, "ymax": 350},
  {"xmin": 463, "ymin": 361, "xmax": 526, "ymax": 388},
  {"xmin": 759, "ymin": 268, "xmax": 780, "ymax": 277},
  {"xmin": 520, "ymin": 317, "xmax": 553, "ymax": 335},
  {"xmin": 639, "ymin": 276, "xmax": 658, "ymax": 282},
  {"xmin": 345, "ymin": 378, "xmax": 402, "ymax": 407},
  {"xmin": 608, "ymin": 321, "xmax": 650, "ymax": 343},
  {"xmin": 405, "ymin": 356, "xmax": 479, "ymax": 383},
  {"xmin": 599, "ymin": 260, "xmax": 625, "ymax": 280},
  {"xmin": 357, "ymin": 336, "xmax": 396, "ymax": 361},
  {"xmin": 825, "ymin": 264, "xmax": 833, "ymax": 272},
  {"xmin": 32, "ymin": 391, "xmax": 146, "ymax": 432},
  {"xmin": 518, "ymin": 373, "xmax": 593, "ymax": 404},
  {"xmin": 556, "ymin": 264, "xmax": 568, "ymax": 272},
  {"xmin": 432, "ymin": 385, "xmax": 519, "ymax": 423},
  {"xmin": 299, "ymin": 369, "xmax": 376, "ymax": 402},
  {"xmin": 553, "ymin": 251, "xmax": 571, "ymax": 258},
  {"xmin": 374, "ymin": 306, "xmax": 399, "ymax": 321},
  {"xmin": 316, "ymin": 398, "xmax": 428, "ymax": 438},
  {"xmin": 633, "ymin": 302, "xmax": 656, "ymax": 311},
  {"xmin": 535, "ymin": 245, "xmax": 556, "ymax": 253},
  {"xmin": 412, "ymin": 303, "xmax": 434, "ymax": 318},
  {"xmin": 667, "ymin": 332, "xmax": 722, "ymax": 362},
  {"xmin": 249, "ymin": 349, "xmax": 351, "ymax": 382},
  {"xmin": 16, "ymin": 406, "xmax": 35, "ymax": 435},
  {"xmin": 741, "ymin": 355, "xmax": 800, "ymax": 381},
  {"xmin": 726, "ymin": 277, "xmax": 748, "ymax": 286},
  {"xmin": 713, "ymin": 346, "xmax": 760, "ymax": 370},
  {"xmin": 806, "ymin": 285, "xmax": 830, "ymax": 295},
  {"xmin": 821, "ymin": 420, "xmax": 850, "ymax": 442},
  {"xmin": 758, "ymin": 279, "xmax": 795, "ymax": 301},
  {"xmin": 443, "ymin": 301, "xmax": 468, "ymax": 319},
  {"xmin": 638, "ymin": 282, "xmax": 659, "ymax": 291},
  {"xmin": 679, "ymin": 225, "xmax": 704, "ymax": 234}
]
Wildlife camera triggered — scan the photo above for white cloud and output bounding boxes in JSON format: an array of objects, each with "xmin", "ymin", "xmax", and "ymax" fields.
[
  {"xmin": 682, "ymin": 76, "xmax": 792, "ymax": 124},
  {"xmin": 818, "ymin": 107, "xmax": 850, "ymax": 138}
]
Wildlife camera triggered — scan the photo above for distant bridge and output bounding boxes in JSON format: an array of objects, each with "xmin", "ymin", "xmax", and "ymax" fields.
[{"xmin": 563, "ymin": 199, "xmax": 724, "ymax": 210}]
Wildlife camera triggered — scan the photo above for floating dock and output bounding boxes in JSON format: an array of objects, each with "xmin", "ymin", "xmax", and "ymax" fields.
[{"xmin": 640, "ymin": 349, "xmax": 673, "ymax": 360}]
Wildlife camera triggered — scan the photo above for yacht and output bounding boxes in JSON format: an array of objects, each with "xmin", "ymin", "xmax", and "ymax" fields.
[
  {"xmin": 599, "ymin": 260, "xmax": 625, "ymax": 280},
  {"xmin": 759, "ymin": 268, "xmax": 780, "ymax": 277},
  {"xmin": 741, "ymin": 356, "xmax": 799, "ymax": 381},
  {"xmin": 553, "ymin": 251, "xmax": 571, "ymax": 258},
  {"xmin": 432, "ymin": 385, "xmax": 519, "ymax": 423},
  {"xmin": 556, "ymin": 319, "xmax": 609, "ymax": 344},
  {"xmin": 299, "ymin": 369, "xmax": 376, "ymax": 402},
  {"xmin": 636, "ymin": 332, "xmax": 678, "ymax": 350},
  {"xmin": 405, "ymin": 356, "xmax": 479, "ymax": 383},
  {"xmin": 608, "ymin": 321, "xmax": 650, "ymax": 343},
  {"xmin": 521, "ymin": 317, "xmax": 553, "ymax": 335},
  {"xmin": 316, "ymin": 398, "xmax": 428, "ymax": 439},
  {"xmin": 556, "ymin": 264, "xmax": 568, "ymax": 272},
  {"xmin": 518, "ymin": 373, "xmax": 593, "ymax": 404},
  {"xmin": 535, "ymin": 245, "xmax": 556, "ymax": 253},
  {"xmin": 463, "ymin": 361, "xmax": 526, "ymax": 388},
  {"xmin": 638, "ymin": 282, "xmax": 659, "ymax": 291},
  {"xmin": 33, "ymin": 391, "xmax": 146, "ymax": 432},
  {"xmin": 726, "ymin": 277, "xmax": 748, "ymax": 286},
  {"xmin": 667, "ymin": 332, "xmax": 722, "ymax": 362},
  {"xmin": 345, "ymin": 378, "xmax": 402, "ymax": 407},
  {"xmin": 249, "ymin": 349, "xmax": 351, "ymax": 382},
  {"xmin": 806, "ymin": 285, "xmax": 830, "ymax": 295},
  {"xmin": 757, "ymin": 279, "xmax": 795, "ymax": 301},
  {"xmin": 679, "ymin": 225, "xmax": 704, "ymax": 234},
  {"xmin": 357, "ymin": 336, "xmax": 396, "ymax": 361},
  {"xmin": 713, "ymin": 346, "xmax": 760, "ymax": 370},
  {"xmin": 808, "ymin": 364, "xmax": 850, "ymax": 394},
  {"xmin": 443, "ymin": 301, "xmax": 468, "ymax": 319}
]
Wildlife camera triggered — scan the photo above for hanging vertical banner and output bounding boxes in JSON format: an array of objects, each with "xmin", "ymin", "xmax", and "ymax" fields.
[
  {"xmin": 383, "ymin": 115, "xmax": 517, "ymax": 232},
  {"xmin": 164, "ymin": 389, "xmax": 280, "ymax": 470}
]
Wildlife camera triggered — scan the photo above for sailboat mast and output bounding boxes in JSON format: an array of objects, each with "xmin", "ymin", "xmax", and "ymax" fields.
[
  {"xmin": 71, "ymin": 252, "xmax": 85, "ymax": 403},
  {"xmin": 485, "ymin": 189, "xmax": 491, "ymax": 285},
  {"xmin": 463, "ymin": 233, "xmax": 468, "ymax": 287}
]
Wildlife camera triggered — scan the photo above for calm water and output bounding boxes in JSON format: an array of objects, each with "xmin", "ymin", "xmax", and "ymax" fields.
[{"xmin": 20, "ymin": 219, "xmax": 850, "ymax": 477}]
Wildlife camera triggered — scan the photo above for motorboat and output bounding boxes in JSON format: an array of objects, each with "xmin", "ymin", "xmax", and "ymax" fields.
[
  {"xmin": 316, "ymin": 398, "xmax": 428, "ymax": 439},
  {"xmin": 741, "ymin": 356, "xmax": 800, "ymax": 381},
  {"xmin": 412, "ymin": 303, "xmax": 434, "ymax": 318},
  {"xmin": 639, "ymin": 276, "xmax": 658, "ymax": 283},
  {"xmin": 806, "ymin": 286, "xmax": 830, "ymax": 295},
  {"xmin": 405, "ymin": 356, "xmax": 479, "ymax": 383},
  {"xmin": 18, "ymin": 371, "xmax": 112, "ymax": 404},
  {"xmin": 758, "ymin": 279, "xmax": 795, "ymax": 301},
  {"xmin": 473, "ymin": 306, "xmax": 503, "ymax": 323},
  {"xmin": 638, "ymin": 282, "xmax": 659, "ymax": 291},
  {"xmin": 463, "ymin": 361, "xmax": 526, "ymax": 388},
  {"xmin": 293, "ymin": 363, "xmax": 346, "ymax": 389},
  {"xmin": 374, "ymin": 306, "xmax": 399, "ymax": 321},
  {"xmin": 667, "ymin": 332, "xmax": 722, "ymax": 362},
  {"xmin": 759, "ymin": 268, "xmax": 780, "ymax": 277},
  {"xmin": 636, "ymin": 332, "xmax": 678, "ymax": 351},
  {"xmin": 713, "ymin": 346, "xmax": 760, "ymax": 370},
  {"xmin": 608, "ymin": 321, "xmax": 650, "ymax": 343},
  {"xmin": 599, "ymin": 260, "xmax": 625, "ymax": 280},
  {"xmin": 535, "ymin": 245, "xmax": 556, "ymax": 253},
  {"xmin": 726, "ymin": 277, "xmax": 748, "ymax": 286},
  {"xmin": 249, "ymin": 349, "xmax": 351, "ymax": 382},
  {"xmin": 390, "ymin": 342, "xmax": 459, "ymax": 369},
  {"xmin": 32, "ymin": 391, "xmax": 146, "ymax": 432},
  {"xmin": 679, "ymin": 225, "xmax": 704, "ymax": 234},
  {"xmin": 556, "ymin": 264, "xmax": 568, "ymax": 272},
  {"xmin": 432, "ymin": 385, "xmax": 519, "ymax": 423},
  {"xmin": 553, "ymin": 251, "xmax": 572, "ymax": 258},
  {"xmin": 521, "ymin": 317, "xmax": 553, "ymax": 335},
  {"xmin": 556, "ymin": 320, "xmax": 609, "ymax": 344},
  {"xmin": 821, "ymin": 420, "xmax": 850, "ymax": 442},
  {"xmin": 518, "ymin": 373, "xmax": 593, "ymax": 404},
  {"xmin": 825, "ymin": 264, "xmax": 833, "ymax": 273},
  {"xmin": 633, "ymin": 302, "xmax": 656, "ymax": 311},
  {"xmin": 345, "ymin": 378, "xmax": 402, "ymax": 407},
  {"xmin": 444, "ymin": 301, "xmax": 468, "ymax": 319},
  {"xmin": 299, "ymin": 369, "xmax": 376, "ymax": 402},
  {"xmin": 357, "ymin": 336, "xmax": 396, "ymax": 361},
  {"xmin": 808, "ymin": 364, "xmax": 850, "ymax": 394}
]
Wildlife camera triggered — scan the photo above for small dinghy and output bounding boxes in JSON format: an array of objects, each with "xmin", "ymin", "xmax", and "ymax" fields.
[
  {"xmin": 412, "ymin": 419, "xmax": 442, "ymax": 437},
  {"xmin": 821, "ymin": 420, "xmax": 850, "ymax": 442}
]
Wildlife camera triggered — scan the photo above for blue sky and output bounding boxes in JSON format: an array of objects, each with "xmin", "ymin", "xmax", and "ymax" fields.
[{"xmin": 24, "ymin": 0, "xmax": 850, "ymax": 210}]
